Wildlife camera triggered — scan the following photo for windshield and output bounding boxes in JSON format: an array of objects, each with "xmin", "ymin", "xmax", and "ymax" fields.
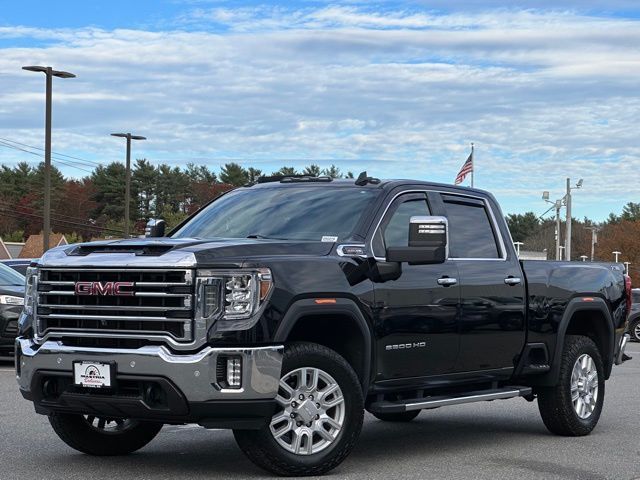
[
  {"xmin": 173, "ymin": 186, "xmax": 379, "ymax": 242},
  {"xmin": 0, "ymin": 263, "xmax": 25, "ymax": 286}
]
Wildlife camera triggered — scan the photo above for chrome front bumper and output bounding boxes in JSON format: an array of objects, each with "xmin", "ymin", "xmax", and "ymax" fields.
[{"xmin": 16, "ymin": 338, "xmax": 283, "ymax": 402}]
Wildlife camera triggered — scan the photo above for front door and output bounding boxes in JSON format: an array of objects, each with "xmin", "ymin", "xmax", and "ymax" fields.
[{"xmin": 372, "ymin": 192, "xmax": 460, "ymax": 380}]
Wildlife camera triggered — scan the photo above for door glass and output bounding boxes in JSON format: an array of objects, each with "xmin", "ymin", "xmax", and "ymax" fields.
[
  {"xmin": 383, "ymin": 199, "xmax": 430, "ymax": 248},
  {"xmin": 443, "ymin": 198, "xmax": 500, "ymax": 258}
]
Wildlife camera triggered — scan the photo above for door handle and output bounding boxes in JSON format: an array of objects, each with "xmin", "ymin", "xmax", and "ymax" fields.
[
  {"xmin": 504, "ymin": 276, "xmax": 522, "ymax": 286},
  {"xmin": 437, "ymin": 277, "xmax": 458, "ymax": 287}
]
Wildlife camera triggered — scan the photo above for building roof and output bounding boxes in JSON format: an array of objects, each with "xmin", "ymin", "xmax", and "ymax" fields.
[{"xmin": 19, "ymin": 233, "xmax": 68, "ymax": 258}]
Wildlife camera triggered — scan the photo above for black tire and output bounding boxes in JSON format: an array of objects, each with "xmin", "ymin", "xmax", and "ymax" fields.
[
  {"xmin": 537, "ymin": 335, "xmax": 605, "ymax": 436},
  {"xmin": 628, "ymin": 318, "xmax": 640, "ymax": 342},
  {"xmin": 48, "ymin": 413, "xmax": 163, "ymax": 456},
  {"xmin": 234, "ymin": 342, "xmax": 364, "ymax": 477},
  {"xmin": 371, "ymin": 410, "xmax": 420, "ymax": 422}
]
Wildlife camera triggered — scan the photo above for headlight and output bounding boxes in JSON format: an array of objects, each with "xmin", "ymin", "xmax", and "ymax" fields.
[
  {"xmin": 0, "ymin": 295, "xmax": 24, "ymax": 305},
  {"xmin": 23, "ymin": 266, "xmax": 38, "ymax": 316},
  {"xmin": 196, "ymin": 268, "xmax": 273, "ymax": 331}
]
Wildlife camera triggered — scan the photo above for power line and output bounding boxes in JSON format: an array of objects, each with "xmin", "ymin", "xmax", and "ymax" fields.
[
  {"xmin": 0, "ymin": 136, "xmax": 102, "ymax": 167},
  {"xmin": 0, "ymin": 207, "xmax": 126, "ymax": 235},
  {"xmin": 0, "ymin": 140, "xmax": 95, "ymax": 173},
  {"xmin": 0, "ymin": 199, "xmax": 107, "ymax": 227}
]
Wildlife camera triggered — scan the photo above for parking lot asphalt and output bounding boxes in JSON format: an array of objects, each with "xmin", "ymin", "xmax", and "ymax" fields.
[{"xmin": 1, "ymin": 349, "xmax": 639, "ymax": 480}]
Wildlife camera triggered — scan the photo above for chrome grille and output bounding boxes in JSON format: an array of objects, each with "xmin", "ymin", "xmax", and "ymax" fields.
[{"xmin": 36, "ymin": 269, "xmax": 194, "ymax": 344}]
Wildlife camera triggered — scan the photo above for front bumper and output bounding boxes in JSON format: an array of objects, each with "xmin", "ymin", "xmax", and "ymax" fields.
[{"xmin": 16, "ymin": 338, "xmax": 283, "ymax": 427}]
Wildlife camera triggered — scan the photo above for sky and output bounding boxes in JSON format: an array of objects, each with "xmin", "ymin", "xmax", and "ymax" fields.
[{"xmin": 1, "ymin": 1, "xmax": 639, "ymax": 221}]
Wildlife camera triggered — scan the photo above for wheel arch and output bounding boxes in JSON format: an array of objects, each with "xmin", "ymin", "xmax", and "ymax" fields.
[
  {"xmin": 549, "ymin": 298, "xmax": 615, "ymax": 383},
  {"xmin": 273, "ymin": 298, "xmax": 373, "ymax": 393}
]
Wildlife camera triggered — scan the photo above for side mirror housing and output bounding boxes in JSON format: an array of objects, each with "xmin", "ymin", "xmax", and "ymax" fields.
[
  {"xmin": 385, "ymin": 216, "xmax": 448, "ymax": 265},
  {"xmin": 145, "ymin": 218, "xmax": 166, "ymax": 237}
]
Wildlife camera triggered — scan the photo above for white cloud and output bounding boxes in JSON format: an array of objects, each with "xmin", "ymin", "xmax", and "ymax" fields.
[{"xmin": 0, "ymin": 6, "xmax": 638, "ymax": 219}]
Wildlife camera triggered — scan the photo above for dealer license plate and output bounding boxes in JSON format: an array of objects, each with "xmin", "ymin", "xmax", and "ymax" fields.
[{"xmin": 73, "ymin": 361, "xmax": 113, "ymax": 388}]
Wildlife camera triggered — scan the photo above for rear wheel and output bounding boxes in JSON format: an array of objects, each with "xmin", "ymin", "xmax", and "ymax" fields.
[
  {"xmin": 371, "ymin": 410, "xmax": 420, "ymax": 422},
  {"xmin": 537, "ymin": 335, "xmax": 604, "ymax": 436},
  {"xmin": 234, "ymin": 342, "xmax": 364, "ymax": 476},
  {"xmin": 48, "ymin": 413, "xmax": 163, "ymax": 455}
]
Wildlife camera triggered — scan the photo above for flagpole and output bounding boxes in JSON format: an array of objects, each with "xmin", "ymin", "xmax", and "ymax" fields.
[{"xmin": 470, "ymin": 142, "xmax": 474, "ymax": 188}]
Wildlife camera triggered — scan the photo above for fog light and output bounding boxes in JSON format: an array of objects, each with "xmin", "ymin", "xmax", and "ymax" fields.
[{"xmin": 226, "ymin": 357, "xmax": 242, "ymax": 389}]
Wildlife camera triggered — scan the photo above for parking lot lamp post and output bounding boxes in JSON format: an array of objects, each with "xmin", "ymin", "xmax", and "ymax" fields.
[
  {"xmin": 110, "ymin": 133, "xmax": 146, "ymax": 238},
  {"xmin": 613, "ymin": 251, "xmax": 622, "ymax": 263},
  {"xmin": 624, "ymin": 262, "xmax": 631, "ymax": 274},
  {"xmin": 22, "ymin": 65, "xmax": 75, "ymax": 253},
  {"xmin": 580, "ymin": 255, "xmax": 588, "ymax": 262}
]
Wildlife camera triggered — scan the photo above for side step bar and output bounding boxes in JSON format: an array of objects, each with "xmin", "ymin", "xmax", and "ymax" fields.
[{"xmin": 369, "ymin": 386, "xmax": 533, "ymax": 414}]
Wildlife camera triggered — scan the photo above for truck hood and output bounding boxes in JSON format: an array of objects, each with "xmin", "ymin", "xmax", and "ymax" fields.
[{"xmin": 38, "ymin": 237, "xmax": 335, "ymax": 268}]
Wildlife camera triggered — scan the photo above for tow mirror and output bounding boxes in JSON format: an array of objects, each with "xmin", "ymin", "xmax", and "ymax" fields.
[
  {"xmin": 386, "ymin": 216, "xmax": 448, "ymax": 265},
  {"xmin": 145, "ymin": 218, "xmax": 166, "ymax": 237}
]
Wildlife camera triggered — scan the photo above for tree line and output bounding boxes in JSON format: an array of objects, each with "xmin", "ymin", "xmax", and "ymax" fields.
[
  {"xmin": 1, "ymin": 159, "xmax": 637, "ymax": 284},
  {"xmin": 0, "ymin": 160, "xmax": 352, "ymax": 241}
]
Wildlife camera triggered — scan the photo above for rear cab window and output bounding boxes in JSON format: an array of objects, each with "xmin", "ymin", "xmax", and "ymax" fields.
[{"xmin": 441, "ymin": 194, "xmax": 501, "ymax": 259}]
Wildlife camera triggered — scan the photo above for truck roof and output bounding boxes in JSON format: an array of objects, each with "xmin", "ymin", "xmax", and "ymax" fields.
[{"xmin": 248, "ymin": 176, "xmax": 491, "ymax": 197}]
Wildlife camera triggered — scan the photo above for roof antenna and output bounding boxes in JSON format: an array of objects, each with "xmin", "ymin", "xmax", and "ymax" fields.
[{"xmin": 355, "ymin": 171, "xmax": 380, "ymax": 186}]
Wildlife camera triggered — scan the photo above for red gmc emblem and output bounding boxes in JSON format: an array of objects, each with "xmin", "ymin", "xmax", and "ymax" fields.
[{"xmin": 74, "ymin": 281, "xmax": 134, "ymax": 296}]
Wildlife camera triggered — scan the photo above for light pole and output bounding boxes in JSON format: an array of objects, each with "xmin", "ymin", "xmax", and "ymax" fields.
[
  {"xmin": 559, "ymin": 245, "xmax": 565, "ymax": 260},
  {"xmin": 624, "ymin": 261, "xmax": 631, "ymax": 274},
  {"xmin": 111, "ymin": 133, "xmax": 146, "ymax": 237},
  {"xmin": 580, "ymin": 255, "xmax": 588, "ymax": 262},
  {"xmin": 22, "ymin": 65, "xmax": 75, "ymax": 253},
  {"xmin": 584, "ymin": 225, "xmax": 600, "ymax": 262},
  {"xmin": 513, "ymin": 241, "xmax": 523, "ymax": 257},
  {"xmin": 613, "ymin": 251, "xmax": 621, "ymax": 263},
  {"xmin": 542, "ymin": 192, "xmax": 563, "ymax": 260},
  {"xmin": 564, "ymin": 178, "xmax": 583, "ymax": 261}
]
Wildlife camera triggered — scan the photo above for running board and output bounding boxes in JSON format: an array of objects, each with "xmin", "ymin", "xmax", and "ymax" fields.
[{"xmin": 369, "ymin": 386, "xmax": 533, "ymax": 414}]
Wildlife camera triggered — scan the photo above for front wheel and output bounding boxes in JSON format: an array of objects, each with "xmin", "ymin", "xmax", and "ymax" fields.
[
  {"xmin": 234, "ymin": 342, "xmax": 364, "ymax": 476},
  {"xmin": 48, "ymin": 413, "xmax": 163, "ymax": 455},
  {"xmin": 537, "ymin": 335, "xmax": 605, "ymax": 436}
]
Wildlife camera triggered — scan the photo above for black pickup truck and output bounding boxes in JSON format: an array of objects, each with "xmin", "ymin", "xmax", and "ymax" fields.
[{"xmin": 16, "ymin": 175, "xmax": 631, "ymax": 476}]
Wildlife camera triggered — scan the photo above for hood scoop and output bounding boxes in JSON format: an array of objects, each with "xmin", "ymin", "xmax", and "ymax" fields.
[{"xmin": 67, "ymin": 243, "xmax": 174, "ymax": 257}]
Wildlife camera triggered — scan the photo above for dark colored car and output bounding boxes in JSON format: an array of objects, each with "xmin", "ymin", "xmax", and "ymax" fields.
[
  {"xmin": 0, "ymin": 262, "xmax": 25, "ymax": 356},
  {"xmin": 626, "ymin": 289, "xmax": 640, "ymax": 341},
  {"xmin": 1, "ymin": 258, "xmax": 37, "ymax": 276}
]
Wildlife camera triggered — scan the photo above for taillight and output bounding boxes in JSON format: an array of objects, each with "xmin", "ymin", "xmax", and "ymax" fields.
[{"xmin": 624, "ymin": 274, "xmax": 632, "ymax": 316}]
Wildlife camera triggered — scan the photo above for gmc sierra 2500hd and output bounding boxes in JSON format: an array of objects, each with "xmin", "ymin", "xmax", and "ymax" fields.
[{"xmin": 16, "ymin": 174, "xmax": 631, "ymax": 476}]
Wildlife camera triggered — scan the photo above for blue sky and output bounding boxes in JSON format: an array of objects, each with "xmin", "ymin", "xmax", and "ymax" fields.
[{"xmin": 1, "ymin": 1, "xmax": 639, "ymax": 221}]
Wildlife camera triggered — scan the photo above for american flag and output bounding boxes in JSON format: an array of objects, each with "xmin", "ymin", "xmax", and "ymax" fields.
[{"xmin": 454, "ymin": 150, "xmax": 473, "ymax": 185}]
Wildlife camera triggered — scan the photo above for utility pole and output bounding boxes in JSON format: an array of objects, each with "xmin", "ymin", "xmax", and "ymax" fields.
[
  {"xmin": 585, "ymin": 226, "xmax": 600, "ymax": 262},
  {"xmin": 564, "ymin": 178, "xmax": 583, "ymax": 262},
  {"xmin": 613, "ymin": 251, "xmax": 621, "ymax": 263},
  {"xmin": 22, "ymin": 65, "xmax": 75, "ymax": 253},
  {"xmin": 111, "ymin": 133, "xmax": 146, "ymax": 237}
]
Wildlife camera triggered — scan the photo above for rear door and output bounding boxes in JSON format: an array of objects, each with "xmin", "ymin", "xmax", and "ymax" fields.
[
  {"xmin": 371, "ymin": 191, "xmax": 460, "ymax": 380},
  {"xmin": 439, "ymin": 193, "xmax": 526, "ymax": 375}
]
